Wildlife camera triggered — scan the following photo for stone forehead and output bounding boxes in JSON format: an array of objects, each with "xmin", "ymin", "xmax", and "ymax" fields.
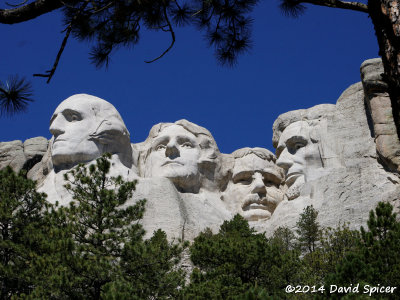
[
  {"xmin": 232, "ymin": 151, "xmax": 284, "ymax": 182},
  {"xmin": 144, "ymin": 119, "xmax": 219, "ymax": 150},
  {"xmin": 278, "ymin": 121, "xmax": 312, "ymax": 144},
  {"xmin": 232, "ymin": 147, "xmax": 275, "ymax": 161},
  {"xmin": 233, "ymin": 153, "xmax": 274, "ymax": 171},
  {"xmin": 52, "ymin": 93, "xmax": 130, "ymax": 137},
  {"xmin": 272, "ymin": 104, "xmax": 336, "ymax": 148},
  {"xmin": 54, "ymin": 94, "xmax": 114, "ymax": 113},
  {"xmin": 153, "ymin": 124, "xmax": 197, "ymax": 140}
]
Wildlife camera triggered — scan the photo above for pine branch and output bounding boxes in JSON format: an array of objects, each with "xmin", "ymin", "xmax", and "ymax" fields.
[
  {"xmin": 33, "ymin": 0, "xmax": 90, "ymax": 83},
  {"xmin": 301, "ymin": 0, "xmax": 368, "ymax": 13},
  {"xmin": 5, "ymin": 0, "xmax": 29, "ymax": 8},
  {"xmin": 0, "ymin": 0, "xmax": 63, "ymax": 24},
  {"xmin": 145, "ymin": 5, "xmax": 176, "ymax": 63}
]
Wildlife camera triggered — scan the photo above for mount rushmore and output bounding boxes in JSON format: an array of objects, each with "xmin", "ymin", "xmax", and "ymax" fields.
[{"xmin": 1, "ymin": 58, "xmax": 399, "ymax": 240}]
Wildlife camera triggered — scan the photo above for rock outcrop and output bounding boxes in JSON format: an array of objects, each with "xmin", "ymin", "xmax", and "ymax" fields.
[
  {"xmin": 0, "ymin": 137, "xmax": 48, "ymax": 173},
  {"xmin": 361, "ymin": 58, "xmax": 400, "ymax": 172}
]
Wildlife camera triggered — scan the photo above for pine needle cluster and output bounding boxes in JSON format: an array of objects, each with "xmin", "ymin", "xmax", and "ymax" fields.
[{"xmin": 62, "ymin": 0, "xmax": 259, "ymax": 67}]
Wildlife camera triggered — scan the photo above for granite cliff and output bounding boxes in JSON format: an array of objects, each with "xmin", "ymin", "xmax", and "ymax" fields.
[{"xmin": 1, "ymin": 58, "xmax": 399, "ymax": 240}]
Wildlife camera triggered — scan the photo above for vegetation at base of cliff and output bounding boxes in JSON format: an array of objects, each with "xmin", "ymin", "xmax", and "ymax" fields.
[
  {"xmin": 182, "ymin": 203, "xmax": 400, "ymax": 299},
  {"xmin": 1, "ymin": 157, "xmax": 400, "ymax": 299},
  {"xmin": 0, "ymin": 154, "xmax": 185, "ymax": 299}
]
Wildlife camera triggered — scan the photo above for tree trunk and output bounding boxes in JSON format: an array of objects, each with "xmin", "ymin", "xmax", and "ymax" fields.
[
  {"xmin": 368, "ymin": 0, "xmax": 400, "ymax": 142},
  {"xmin": 0, "ymin": 0, "xmax": 63, "ymax": 24}
]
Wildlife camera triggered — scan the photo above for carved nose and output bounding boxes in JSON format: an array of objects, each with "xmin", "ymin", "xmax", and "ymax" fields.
[
  {"xmin": 49, "ymin": 116, "xmax": 65, "ymax": 138},
  {"xmin": 165, "ymin": 143, "xmax": 179, "ymax": 159},
  {"xmin": 251, "ymin": 174, "xmax": 266, "ymax": 194},
  {"xmin": 276, "ymin": 149, "xmax": 293, "ymax": 171}
]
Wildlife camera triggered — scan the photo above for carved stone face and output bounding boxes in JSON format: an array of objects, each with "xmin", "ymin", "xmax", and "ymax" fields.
[
  {"xmin": 276, "ymin": 121, "xmax": 322, "ymax": 199},
  {"xmin": 224, "ymin": 153, "xmax": 283, "ymax": 221},
  {"xmin": 145, "ymin": 125, "xmax": 201, "ymax": 188},
  {"xmin": 50, "ymin": 96, "xmax": 101, "ymax": 168}
]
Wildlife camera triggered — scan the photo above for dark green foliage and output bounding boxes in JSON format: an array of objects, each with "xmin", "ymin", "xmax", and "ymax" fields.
[
  {"xmin": 110, "ymin": 229, "xmax": 186, "ymax": 299},
  {"xmin": 182, "ymin": 215, "xmax": 302, "ymax": 299},
  {"xmin": 30, "ymin": 153, "xmax": 185, "ymax": 299},
  {"xmin": 328, "ymin": 202, "xmax": 400, "ymax": 298},
  {"xmin": 48, "ymin": 154, "xmax": 146, "ymax": 298},
  {"xmin": 62, "ymin": 0, "xmax": 258, "ymax": 67},
  {"xmin": 270, "ymin": 226, "xmax": 297, "ymax": 252},
  {"xmin": 300, "ymin": 223, "xmax": 360, "ymax": 286},
  {"xmin": 236, "ymin": 286, "xmax": 272, "ymax": 300},
  {"xmin": 2, "ymin": 161, "xmax": 398, "ymax": 299},
  {"xmin": 296, "ymin": 205, "xmax": 320, "ymax": 253},
  {"xmin": 0, "ymin": 166, "xmax": 49, "ymax": 298},
  {"xmin": 0, "ymin": 75, "xmax": 33, "ymax": 116}
]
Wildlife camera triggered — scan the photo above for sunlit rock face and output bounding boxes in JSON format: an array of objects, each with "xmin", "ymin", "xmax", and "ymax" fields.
[
  {"xmin": 273, "ymin": 105, "xmax": 341, "ymax": 200},
  {"xmin": 0, "ymin": 137, "xmax": 48, "ymax": 174},
  {"xmin": 49, "ymin": 94, "xmax": 132, "ymax": 171},
  {"xmin": 135, "ymin": 119, "xmax": 233, "ymax": 240},
  {"xmin": 138, "ymin": 119, "xmax": 224, "ymax": 194},
  {"xmin": 221, "ymin": 148, "xmax": 284, "ymax": 223},
  {"xmin": 2, "ymin": 58, "xmax": 400, "ymax": 240},
  {"xmin": 266, "ymin": 69, "xmax": 400, "ymax": 235},
  {"xmin": 38, "ymin": 94, "xmax": 136, "ymax": 207},
  {"xmin": 361, "ymin": 58, "xmax": 400, "ymax": 173}
]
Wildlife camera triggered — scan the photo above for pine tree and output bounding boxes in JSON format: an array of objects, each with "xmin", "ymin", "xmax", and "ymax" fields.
[
  {"xmin": 0, "ymin": 167, "xmax": 50, "ymax": 298},
  {"xmin": 47, "ymin": 153, "xmax": 146, "ymax": 298},
  {"xmin": 104, "ymin": 229, "xmax": 186, "ymax": 299},
  {"xmin": 182, "ymin": 214, "xmax": 302, "ymax": 299},
  {"xmin": 299, "ymin": 223, "xmax": 360, "ymax": 286},
  {"xmin": 296, "ymin": 205, "xmax": 320, "ymax": 253},
  {"xmin": 326, "ymin": 202, "xmax": 400, "ymax": 299},
  {"xmin": 29, "ymin": 153, "xmax": 185, "ymax": 299}
]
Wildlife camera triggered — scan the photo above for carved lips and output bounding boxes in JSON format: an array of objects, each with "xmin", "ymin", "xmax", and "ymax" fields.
[
  {"xmin": 242, "ymin": 195, "xmax": 269, "ymax": 211},
  {"xmin": 241, "ymin": 194, "xmax": 276, "ymax": 220},
  {"xmin": 161, "ymin": 160, "xmax": 184, "ymax": 166}
]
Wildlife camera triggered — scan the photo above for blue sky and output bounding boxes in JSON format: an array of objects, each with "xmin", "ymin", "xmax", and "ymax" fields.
[{"xmin": 0, "ymin": 1, "xmax": 376, "ymax": 154}]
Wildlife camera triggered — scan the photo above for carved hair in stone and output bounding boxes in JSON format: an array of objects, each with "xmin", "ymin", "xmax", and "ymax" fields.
[
  {"xmin": 221, "ymin": 147, "xmax": 284, "ymax": 221},
  {"xmin": 138, "ymin": 119, "xmax": 223, "ymax": 193},
  {"xmin": 49, "ymin": 94, "xmax": 132, "ymax": 171},
  {"xmin": 272, "ymin": 104, "xmax": 342, "ymax": 200}
]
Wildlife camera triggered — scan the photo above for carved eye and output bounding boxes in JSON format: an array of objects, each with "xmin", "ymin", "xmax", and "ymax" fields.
[
  {"xmin": 238, "ymin": 178, "xmax": 252, "ymax": 185},
  {"xmin": 181, "ymin": 142, "xmax": 193, "ymax": 148},
  {"xmin": 70, "ymin": 114, "xmax": 79, "ymax": 122},
  {"xmin": 155, "ymin": 144, "xmax": 166, "ymax": 151},
  {"xmin": 64, "ymin": 111, "xmax": 81, "ymax": 122},
  {"xmin": 234, "ymin": 176, "xmax": 252, "ymax": 185},
  {"xmin": 294, "ymin": 142, "xmax": 305, "ymax": 150},
  {"xmin": 263, "ymin": 179, "xmax": 272, "ymax": 186}
]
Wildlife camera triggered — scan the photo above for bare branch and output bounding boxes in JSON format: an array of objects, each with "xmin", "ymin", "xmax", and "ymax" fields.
[
  {"xmin": 0, "ymin": 0, "xmax": 63, "ymax": 24},
  {"xmin": 33, "ymin": 0, "xmax": 90, "ymax": 83},
  {"xmin": 191, "ymin": 9, "xmax": 203, "ymax": 17},
  {"xmin": 91, "ymin": 1, "xmax": 113, "ymax": 14},
  {"xmin": 145, "ymin": 6, "xmax": 176, "ymax": 63},
  {"xmin": 301, "ymin": 0, "xmax": 368, "ymax": 13},
  {"xmin": 5, "ymin": 0, "xmax": 28, "ymax": 8}
]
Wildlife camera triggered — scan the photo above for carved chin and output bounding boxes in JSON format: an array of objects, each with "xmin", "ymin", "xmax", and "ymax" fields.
[
  {"xmin": 159, "ymin": 167, "xmax": 200, "ymax": 193},
  {"xmin": 156, "ymin": 164, "xmax": 197, "ymax": 179},
  {"xmin": 286, "ymin": 176, "xmax": 305, "ymax": 200},
  {"xmin": 51, "ymin": 150, "xmax": 99, "ymax": 168}
]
